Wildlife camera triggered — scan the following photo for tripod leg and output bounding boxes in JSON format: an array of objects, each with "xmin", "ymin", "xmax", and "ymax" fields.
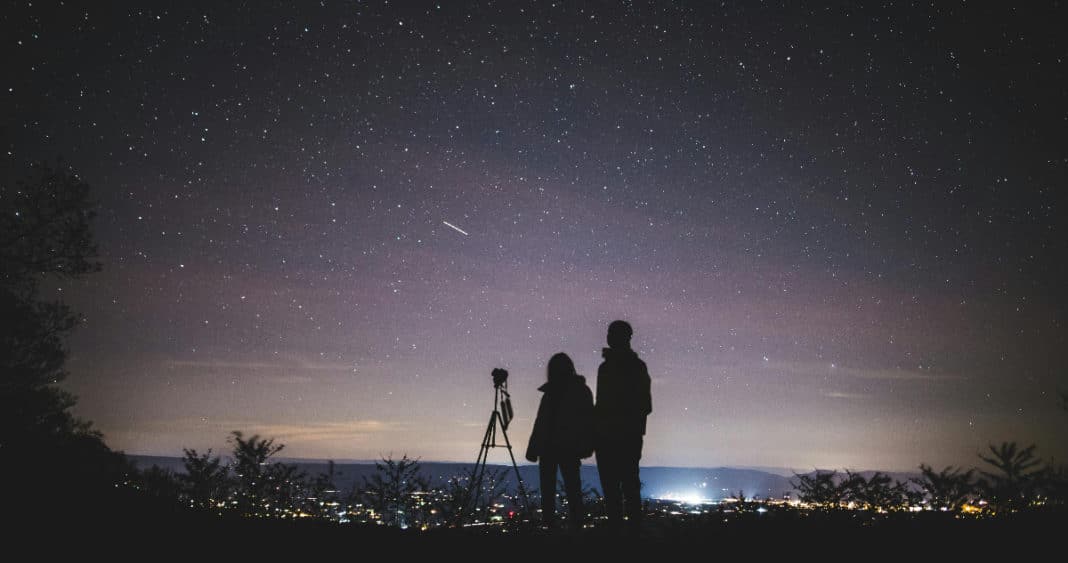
[
  {"xmin": 495, "ymin": 411, "xmax": 532, "ymax": 513},
  {"xmin": 465, "ymin": 412, "xmax": 498, "ymax": 521}
]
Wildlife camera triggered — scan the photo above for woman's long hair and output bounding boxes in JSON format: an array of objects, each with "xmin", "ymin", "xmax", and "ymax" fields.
[{"xmin": 547, "ymin": 352, "xmax": 576, "ymax": 384}]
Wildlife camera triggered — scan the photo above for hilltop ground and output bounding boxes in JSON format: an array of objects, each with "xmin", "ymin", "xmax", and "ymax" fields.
[{"xmin": 17, "ymin": 488, "xmax": 1066, "ymax": 558}]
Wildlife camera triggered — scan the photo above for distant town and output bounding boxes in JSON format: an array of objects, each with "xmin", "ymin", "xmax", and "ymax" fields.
[{"xmin": 125, "ymin": 436, "xmax": 1061, "ymax": 530}]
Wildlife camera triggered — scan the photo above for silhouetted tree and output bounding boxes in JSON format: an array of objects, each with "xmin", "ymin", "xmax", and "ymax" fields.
[
  {"xmin": 360, "ymin": 454, "xmax": 428, "ymax": 528},
  {"xmin": 437, "ymin": 469, "xmax": 475, "ymax": 526},
  {"xmin": 438, "ymin": 466, "xmax": 509, "ymax": 526},
  {"xmin": 1049, "ymin": 389, "xmax": 1068, "ymax": 504},
  {"xmin": 792, "ymin": 470, "xmax": 846, "ymax": 508},
  {"xmin": 307, "ymin": 460, "xmax": 342, "ymax": 519},
  {"xmin": 977, "ymin": 442, "xmax": 1044, "ymax": 513},
  {"xmin": 136, "ymin": 465, "xmax": 183, "ymax": 503},
  {"xmin": 902, "ymin": 484, "xmax": 926, "ymax": 508},
  {"xmin": 180, "ymin": 448, "xmax": 231, "ymax": 510},
  {"xmin": 842, "ymin": 471, "xmax": 909, "ymax": 511},
  {"xmin": 0, "ymin": 161, "xmax": 125, "ymax": 505},
  {"xmin": 1038, "ymin": 465, "xmax": 1068, "ymax": 507},
  {"xmin": 729, "ymin": 489, "xmax": 759, "ymax": 512},
  {"xmin": 228, "ymin": 431, "xmax": 305, "ymax": 517},
  {"xmin": 912, "ymin": 464, "xmax": 975, "ymax": 512},
  {"xmin": 1, "ymin": 163, "xmax": 100, "ymax": 436}
]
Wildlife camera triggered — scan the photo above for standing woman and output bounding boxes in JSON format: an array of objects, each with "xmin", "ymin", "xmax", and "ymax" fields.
[{"xmin": 525, "ymin": 352, "xmax": 595, "ymax": 530}]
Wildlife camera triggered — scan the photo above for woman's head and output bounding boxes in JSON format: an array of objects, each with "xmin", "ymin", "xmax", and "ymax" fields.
[{"xmin": 547, "ymin": 352, "xmax": 576, "ymax": 384}]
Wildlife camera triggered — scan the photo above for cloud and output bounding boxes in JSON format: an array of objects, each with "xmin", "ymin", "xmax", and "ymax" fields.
[
  {"xmin": 821, "ymin": 391, "xmax": 870, "ymax": 400},
  {"xmin": 846, "ymin": 367, "xmax": 965, "ymax": 382},
  {"xmin": 166, "ymin": 358, "xmax": 354, "ymax": 372},
  {"xmin": 161, "ymin": 356, "xmax": 357, "ymax": 384},
  {"xmin": 146, "ymin": 417, "xmax": 398, "ymax": 443},
  {"xmin": 760, "ymin": 360, "xmax": 966, "ymax": 383},
  {"xmin": 231, "ymin": 420, "xmax": 395, "ymax": 442}
]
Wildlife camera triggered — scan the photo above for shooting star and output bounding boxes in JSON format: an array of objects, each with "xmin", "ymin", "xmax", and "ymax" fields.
[{"xmin": 442, "ymin": 220, "xmax": 469, "ymax": 236}]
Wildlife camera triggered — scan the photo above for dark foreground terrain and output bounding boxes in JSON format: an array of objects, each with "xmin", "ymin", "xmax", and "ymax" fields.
[{"xmin": 13, "ymin": 487, "xmax": 1067, "ymax": 558}]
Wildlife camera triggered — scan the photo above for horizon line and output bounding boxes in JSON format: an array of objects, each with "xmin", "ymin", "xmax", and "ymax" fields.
[{"xmin": 123, "ymin": 452, "xmax": 923, "ymax": 474}]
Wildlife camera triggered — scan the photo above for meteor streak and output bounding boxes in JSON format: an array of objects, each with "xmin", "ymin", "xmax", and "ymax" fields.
[{"xmin": 442, "ymin": 221, "xmax": 469, "ymax": 236}]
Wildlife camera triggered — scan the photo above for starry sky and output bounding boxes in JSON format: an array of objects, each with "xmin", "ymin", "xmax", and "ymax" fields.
[{"xmin": 4, "ymin": 2, "xmax": 1066, "ymax": 472}]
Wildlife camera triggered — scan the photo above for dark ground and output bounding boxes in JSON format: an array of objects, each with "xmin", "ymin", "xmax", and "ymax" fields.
[{"xmin": 13, "ymin": 487, "xmax": 1067, "ymax": 558}]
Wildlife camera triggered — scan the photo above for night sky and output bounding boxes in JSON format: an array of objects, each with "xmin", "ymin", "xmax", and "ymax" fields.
[{"xmin": 4, "ymin": 2, "xmax": 1066, "ymax": 471}]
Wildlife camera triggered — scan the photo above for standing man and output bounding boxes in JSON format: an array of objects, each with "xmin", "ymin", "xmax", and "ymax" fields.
[{"xmin": 594, "ymin": 320, "xmax": 652, "ymax": 530}]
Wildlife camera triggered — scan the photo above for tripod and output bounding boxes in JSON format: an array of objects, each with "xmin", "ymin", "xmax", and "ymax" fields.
[{"xmin": 465, "ymin": 378, "xmax": 530, "ymax": 522}]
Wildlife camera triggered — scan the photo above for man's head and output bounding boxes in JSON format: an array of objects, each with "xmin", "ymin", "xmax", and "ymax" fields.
[{"xmin": 607, "ymin": 320, "xmax": 633, "ymax": 349}]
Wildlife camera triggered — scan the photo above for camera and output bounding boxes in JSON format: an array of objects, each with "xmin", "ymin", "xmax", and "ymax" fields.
[{"xmin": 491, "ymin": 368, "xmax": 508, "ymax": 388}]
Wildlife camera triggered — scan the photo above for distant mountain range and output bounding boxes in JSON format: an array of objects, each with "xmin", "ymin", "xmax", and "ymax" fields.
[{"xmin": 128, "ymin": 455, "xmax": 918, "ymax": 500}]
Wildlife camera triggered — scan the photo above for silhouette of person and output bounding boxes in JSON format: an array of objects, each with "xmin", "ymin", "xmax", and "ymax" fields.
[
  {"xmin": 594, "ymin": 320, "xmax": 652, "ymax": 530},
  {"xmin": 525, "ymin": 352, "xmax": 595, "ymax": 530}
]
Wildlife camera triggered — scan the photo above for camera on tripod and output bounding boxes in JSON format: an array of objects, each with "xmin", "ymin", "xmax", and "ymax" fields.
[
  {"xmin": 491, "ymin": 367, "xmax": 509, "ymax": 388},
  {"xmin": 464, "ymin": 366, "xmax": 530, "ymax": 518},
  {"xmin": 491, "ymin": 368, "xmax": 514, "ymax": 429}
]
